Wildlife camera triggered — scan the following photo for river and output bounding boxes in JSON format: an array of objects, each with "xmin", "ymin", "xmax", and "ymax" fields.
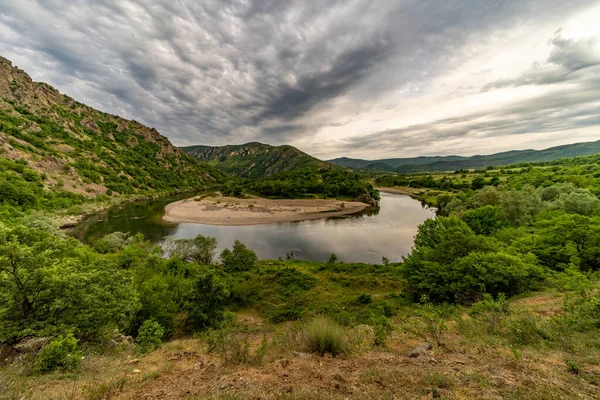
[{"xmin": 71, "ymin": 192, "xmax": 435, "ymax": 263}]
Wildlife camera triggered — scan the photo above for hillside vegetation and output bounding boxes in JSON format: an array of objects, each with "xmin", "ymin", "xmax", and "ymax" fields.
[
  {"xmin": 0, "ymin": 56, "xmax": 223, "ymax": 216},
  {"xmin": 181, "ymin": 142, "xmax": 330, "ymax": 178},
  {"xmin": 3, "ymin": 153, "xmax": 600, "ymax": 398},
  {"xmin": 330, "ymin": 140, "xmax": 600, "ymax": 172}
]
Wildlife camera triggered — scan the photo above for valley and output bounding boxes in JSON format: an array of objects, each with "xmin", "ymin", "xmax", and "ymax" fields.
[{"xmin": 2, "ymin": 54, "xmax": 600, "ymax": 400}]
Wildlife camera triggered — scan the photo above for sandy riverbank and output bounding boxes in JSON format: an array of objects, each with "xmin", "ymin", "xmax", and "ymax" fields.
[{"xmin": 163, "ymin": 196, "xmax": 371, "ymax": 226}]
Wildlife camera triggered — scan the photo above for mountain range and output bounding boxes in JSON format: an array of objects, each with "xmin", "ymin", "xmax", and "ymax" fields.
[
  {"xmin": 181, "ymin": 142, "xmax": 331, "ymax": 178},
  {"xmin": 329, "ymin": 141, "xmax": 600, "ymax": 173}
]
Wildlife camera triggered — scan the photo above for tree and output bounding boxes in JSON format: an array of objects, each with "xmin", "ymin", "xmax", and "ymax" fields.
[
  {"xmin": 220, "ymin": 240, "xmax": 258, "ymax": 272},
  {"xmin": 0, "ymin": 225, "xmax": 140, "ymax": 343},
  {"xmin": 463, "ymin": 206, "xmax": 508, "ymax": 235},
  {"xmin": 471, "ymin": 177, "xmax": 487, "ymax": 190},
  {"xmin": 185, "ymin": 270, "xmax": 230, "ymax": 330},
  {"xmin": 164, "ymin": 234, "xmax": 218, "ymax": 264},
  {"xmin": 401, "ymin": 217, "xmax": 542, "ymax": 303}
]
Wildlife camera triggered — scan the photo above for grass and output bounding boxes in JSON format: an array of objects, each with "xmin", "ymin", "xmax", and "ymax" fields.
[
  {"xmin": 3, "ymin": 261, "xmax": 600, "ymax": 399},
  {"xmin": 302, "ymin": 316, "xmax": 348, "ymax": 356}
]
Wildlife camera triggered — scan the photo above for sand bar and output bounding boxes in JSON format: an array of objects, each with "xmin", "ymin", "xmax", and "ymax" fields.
[{"xmin": 163, "ymin": 196, "xmax": 370, "ymax": 226}]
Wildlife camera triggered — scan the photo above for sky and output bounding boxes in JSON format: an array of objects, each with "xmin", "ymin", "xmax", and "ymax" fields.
[{"xmin": 1, "ymin": 1, "xmax": 599, "ymax": 160}]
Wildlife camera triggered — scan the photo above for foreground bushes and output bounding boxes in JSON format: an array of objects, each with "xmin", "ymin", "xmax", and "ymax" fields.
[{"xmin": 34, "ymin": 334, "xmax": 82, "ymax": 373}]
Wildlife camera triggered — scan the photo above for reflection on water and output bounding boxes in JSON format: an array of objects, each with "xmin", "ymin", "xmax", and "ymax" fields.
[{"xmin": 71, "ymin": 192, "xmax": 435, "ymax": 263}]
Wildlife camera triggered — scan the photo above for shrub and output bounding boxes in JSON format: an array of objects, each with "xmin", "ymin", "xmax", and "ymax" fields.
[
  {"xmin": 205, "ymin": 325, "xmax": 268, "ymax": 366},
  {"xmin": 355, "ymin": 293, "xmax": 373, "ymax": 304},
  {"xmin": 370, "ymin": 313, "xmax": 394, "ymax": 347},
  {"xmin": 164, "ymin": 234, "xmax": 218, "ymax": 264},
  {"xmin": 34, "ymin": 334, "xmax": 82, "ymax": 373},
  {"xmin": 136, "ymin": 319, "xmax": 165, "ymax": 354},
  {"xmin": 220, "ymin": 240, "xmax": 258, "ymax": 272},
  {"xmin": 327, "ymin": 253, "xmax": 338, "ymax": 265},
  {"xmin": 186, "ymin": 271, "xmax": 230, "ymax": 330},
  {"xmin": 303, "ymin": 316, "xmax": 348, "ymax": 356}
]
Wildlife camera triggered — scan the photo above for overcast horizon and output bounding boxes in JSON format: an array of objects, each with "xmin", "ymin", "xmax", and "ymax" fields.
[{"xmin": 1, "ymin": 1, "xmax": 599, "ymax": 159}]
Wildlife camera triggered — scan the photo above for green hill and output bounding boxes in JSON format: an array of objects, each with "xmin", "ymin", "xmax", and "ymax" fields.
[
  {"xmin": 0, "ymin": 56, "xmax": 223, "ymax": 211},
  {"xmin": 329, "ymin": 141, "xmax": 600, "ymax": 173},
  {"xmin": 181, "ymin": 142, "xmax": 330, "ymax": 178}
]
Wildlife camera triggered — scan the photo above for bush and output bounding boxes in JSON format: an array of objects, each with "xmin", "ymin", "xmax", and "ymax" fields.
[
  {"xmin": 136, "ymin": 319, "xmax": 165, "ymax": 354},
  {"xmin": 164, "ymin": 234, "xmax": 218, "ymax": 264},
  {"xmin": 302, "ymin": 316, "xmax": 348, "ymax": 356},
  {"xmin": 186, "ymin": 271, "xmax": 230, "ymax": 330},
  {"xmin": 370, "ymin": 313, "xmax": 394, "ymax": 347},
  {"xmin": 220, "ymin": 240, "xmax": 258, "ymax": 272},
  {"xmin": 355, "ymin": 293, "xmax": 373, "ymax": 304},
  {"xmin": 34, "ymin": 334, "xmax": 82, "ymax": 373},
  {"xmin": 204, "ymin": 325, "xmax": 268, "ymax": 366},
  {"xmin": 463, "ymin": 206, "xmax": 508, "ymax": 235},
  {"xmin": 327, "ymin": 253, "xmax": 338, "ymax": 265}
]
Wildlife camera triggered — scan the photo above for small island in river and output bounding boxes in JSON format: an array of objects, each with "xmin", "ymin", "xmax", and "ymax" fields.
[{"xmin": 163, "ymin": 196, "xmax": 370, "ymax": 226}]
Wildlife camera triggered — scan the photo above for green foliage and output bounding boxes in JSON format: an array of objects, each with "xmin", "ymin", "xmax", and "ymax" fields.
[
  {"xmin": 185, "ymin": 270, "xmax": 230, "ymax": 331},
  {"xmin": 327, "ymin": 253, "xmax": 339, "ymax": 265},
  {"xmin": 302, "ymin": 316, "xmax": 348, "ymax": 356},
  {"xmin": 164, "ymin": 234, "xmax": 218, "ymax": 264},
  {"xmin": 204, "ymin": 322, "xmax": 269, "ymax": 366},
  {"xmin": 220, "ymin": 240, "xmax": 258, "ymax": 272},
  {"xmin": 402, "ymin": 217, "xmax": 543, "ymax": 303},
  {"xmin": 0, "ymin": 225, "xmax": 140, "ymax": 343},
  {"xmin": 136, "ymin": 319, "xmax": 165, "ymax": 354},
  {"xmin": 463, "ymin": 206, "xmax": 508, "ymax": 235},
  {"xmin": 407, "ymin": 297, "xmax": 456, "ymax": 346},
  {"xmin": 370, "ymin": 313, "xmax": 394, "ymax": 347},
  {"xmin": 34, "ymin": 334, "xmax": 82, "ymax": 373}
]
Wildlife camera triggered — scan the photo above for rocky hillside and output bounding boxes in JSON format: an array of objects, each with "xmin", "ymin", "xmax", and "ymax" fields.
[
  {"xmin": 181, "ymin": 142, "xmax": 331, "ymax": 178},
  {"xmin": 0, "ymin": 55, "xmax": 223, "ymax": 199}
]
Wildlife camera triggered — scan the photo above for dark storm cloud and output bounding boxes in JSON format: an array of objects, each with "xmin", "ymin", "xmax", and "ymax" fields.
[{"xmin": 0, "ymin": 0, "xmax": 598, "ymax": 155}]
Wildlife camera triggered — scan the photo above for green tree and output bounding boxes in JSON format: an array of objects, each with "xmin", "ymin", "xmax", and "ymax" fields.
[
  {"xmin": 185, "ymin": 270, "xmax": 230, "ymax": 330},
  {"xmin": 463, "ymin": 206, "xmax": 508, "ymax": 235},
  {"xmin": 220, "ymin": 240, "xmax": 258, "ymax": 272},
  {"xmin": 164, "ymin": 234, "xmax": 218, "ymax": 264}
]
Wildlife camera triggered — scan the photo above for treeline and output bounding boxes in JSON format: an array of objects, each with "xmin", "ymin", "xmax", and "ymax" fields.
[
  {"xmin": 221, "ymin": 167, "xmax": 380, "ymax": 202},
  {"xmin": 394, "ymin": 155, "xmax": 600, "ymax": 304}
]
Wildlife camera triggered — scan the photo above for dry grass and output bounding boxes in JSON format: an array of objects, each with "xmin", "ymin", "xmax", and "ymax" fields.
[{"xmin": 3, "ymin": 293, "xmax": 600, "ymax": 399}]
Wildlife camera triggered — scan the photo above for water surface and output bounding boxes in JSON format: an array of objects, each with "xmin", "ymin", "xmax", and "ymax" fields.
[{"xmin": 72, "ymin": 192, "xmax": 434, "ymax": 263}]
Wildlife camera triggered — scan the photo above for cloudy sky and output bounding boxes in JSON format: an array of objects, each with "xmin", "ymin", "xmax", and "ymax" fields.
[{"xmin": 1, "ymin": 1, "xmax": 599, "ymax": 160}]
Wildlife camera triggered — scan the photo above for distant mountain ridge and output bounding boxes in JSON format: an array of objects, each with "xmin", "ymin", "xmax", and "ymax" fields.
[
  {"xmin": 329, "ymin": 140, "xmax": 600, "ymax": 173},
  {"xmin": 0, "ymin": 55, "xmax": 223, "ymax": 198},
  {"xmin": 181, "ymin": 142, "xmax": 332, "ymax": 178}
]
